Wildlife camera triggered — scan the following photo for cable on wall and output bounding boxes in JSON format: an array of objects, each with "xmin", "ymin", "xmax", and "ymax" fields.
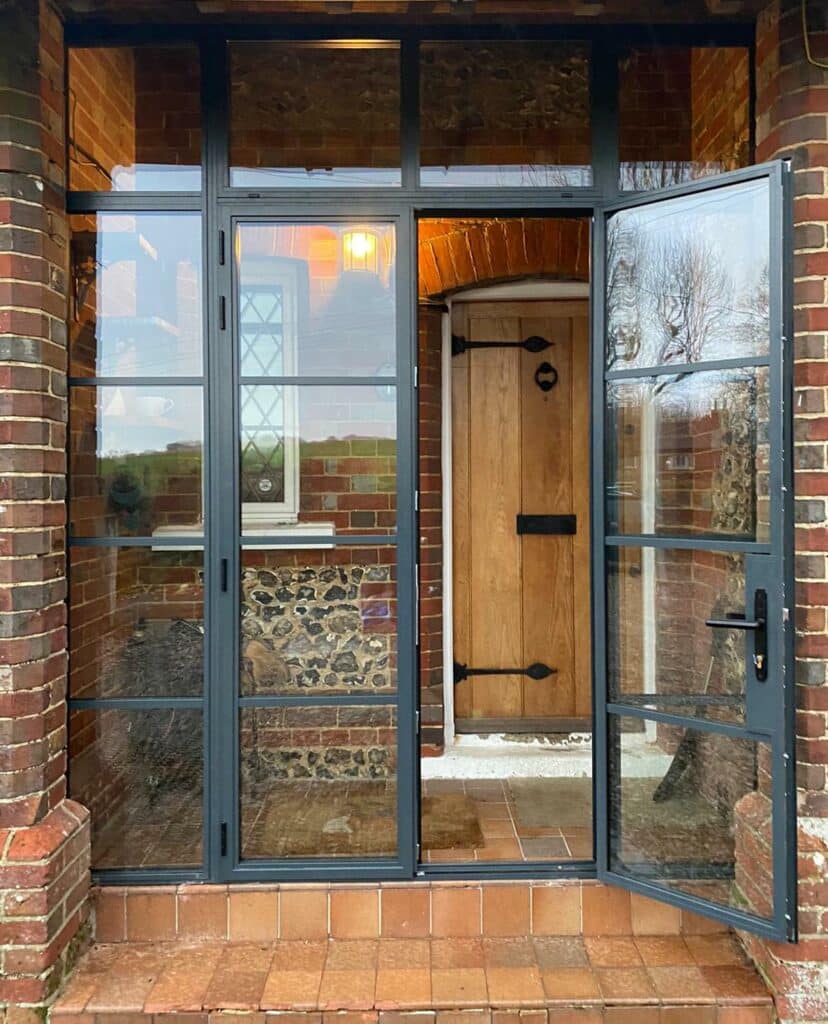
[{"xmin": 802, "ymin": 0, "xmax": 828, "ymax": 70}]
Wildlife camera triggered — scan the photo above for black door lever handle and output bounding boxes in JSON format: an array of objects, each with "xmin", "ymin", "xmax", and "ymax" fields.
[{"xmin": 705, "ymin": 589, "xmax": 768, "ymax": 682}]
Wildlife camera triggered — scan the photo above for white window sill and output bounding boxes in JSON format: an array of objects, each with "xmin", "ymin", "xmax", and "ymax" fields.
[{"xmin": 151, "ymin": 521, "xmax": 336, "ymax": 551}]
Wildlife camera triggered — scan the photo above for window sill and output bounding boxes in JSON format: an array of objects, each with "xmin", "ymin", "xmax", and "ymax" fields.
[{"xmin": 151, "ymin": 521, "xmax": 336, "ymax": 551}]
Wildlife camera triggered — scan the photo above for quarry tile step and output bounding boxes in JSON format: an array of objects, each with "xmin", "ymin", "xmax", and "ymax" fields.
[{"xmin": 51, "ymin": 936, "xmax": 773, "ymax": 1023}]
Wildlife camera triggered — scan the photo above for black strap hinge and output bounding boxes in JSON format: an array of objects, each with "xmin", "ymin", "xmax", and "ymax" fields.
[
  {"xmin": 451, "ymin": 334, "xmax": 552, "ymax": 357},
  {"xmin": 454, "ymin": 661, "xmax": 556, "ymax": 685}
]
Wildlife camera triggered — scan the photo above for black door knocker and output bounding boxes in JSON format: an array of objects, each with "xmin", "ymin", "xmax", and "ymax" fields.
[{"xmin": 534, "ymin": 361, "xmax": 558, "ymax": 392}]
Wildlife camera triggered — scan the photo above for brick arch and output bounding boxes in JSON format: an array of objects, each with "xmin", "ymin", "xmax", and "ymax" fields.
[{"xmin": 418, "ymin": 217, "xmax": 589, "ymax": 299}]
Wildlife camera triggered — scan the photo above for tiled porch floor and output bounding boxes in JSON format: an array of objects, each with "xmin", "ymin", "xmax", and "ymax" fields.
[{"xmin": 53, "ymin": 934, "xmax": 772, "ymax": 1021}]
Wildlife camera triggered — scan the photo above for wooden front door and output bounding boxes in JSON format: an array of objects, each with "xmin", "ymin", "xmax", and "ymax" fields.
[{"xmin": 452, "ymin": 300, "xmax": 591, "ymax": 732}]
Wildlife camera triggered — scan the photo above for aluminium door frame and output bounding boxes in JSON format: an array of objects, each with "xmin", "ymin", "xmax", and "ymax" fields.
[{"xmin": 591, "ymin": 160, "xmax": 797, "ymax": 941}]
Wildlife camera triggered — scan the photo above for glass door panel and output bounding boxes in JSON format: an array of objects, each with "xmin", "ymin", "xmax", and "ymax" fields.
[
  {"xmin": 596, "ymin": 166, "xmax": 795, "ymax": 940},
  {"xmin": 220, "ymin": 216, "xmax": 411, "ymax": 878}
]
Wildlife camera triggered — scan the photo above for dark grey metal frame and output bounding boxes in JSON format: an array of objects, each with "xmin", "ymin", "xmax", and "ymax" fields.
[{"xmin": 63, "ymin": 20, "xmax": 797, "ymax": 938}]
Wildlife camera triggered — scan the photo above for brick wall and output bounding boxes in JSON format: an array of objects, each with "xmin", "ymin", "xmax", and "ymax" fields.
[
  {"xmin": 0, "ymin": 0, "xmax": 92, "ymax": 1014},
  {"xmin": 739, "ymin": 2, "xmax": 828, "ymax": 1020}
]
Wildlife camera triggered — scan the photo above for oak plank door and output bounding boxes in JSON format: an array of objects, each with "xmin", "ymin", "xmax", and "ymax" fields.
[{"xmin": 452, "ymin": 300, "xmax": 590, "ymax": 733}]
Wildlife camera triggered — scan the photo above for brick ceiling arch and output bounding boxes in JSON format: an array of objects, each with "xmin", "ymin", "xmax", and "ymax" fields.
[{"xmin": 418, "ymin": 217, "xmax": 590, "ymax": 300}]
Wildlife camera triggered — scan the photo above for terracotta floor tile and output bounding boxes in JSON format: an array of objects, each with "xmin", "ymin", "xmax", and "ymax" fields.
[
  {"xmin": 647, "ymin": 966, "xmax": 716, "ymax": 1003},
  {"xmin": 716, "ymin": 1007, "xmax": 775, "ymax": 1024},
  {"xmin": 532, "ymin": 938, "xmax": 588, "ymax": 970},
  {"xmin": 584, "ymin": 937, "xmax": 642, "ymax": 967},
  {"xmin": 86, "ymin": 946, "xmax": 167, "ymax": 1013},
  {"xmin": 595, "ymin": 967, "xmax": 657, "ymax": 1002},
  {"xmin": 431, "ymin": 968, "xmax": 489, "ymax": 1007},
  {"xmin": 684, "ymin": 936, "xmax": 748, "ymax": 967},
  {"xmin": 375, "ymin": 968, "xmax": 432, "ymax": 1009},
  {"xmin": 381, "ymin": 890, "xmax": 431, "ymax": 938},
  {"xmin": 484, "ymin": 967, "xmax": 544, "ymax": 1006},
  {"xmin": 202, "ymin": 943, "xmax": 275, "ymax": 1010},
  {"xmin": 481, "ymin": 887, "xmax": 530, "ymax": 938},
  {"xmin": 659, "ymin": 1007, "xmax": 717, "ymax": 1024},
  {"xmin": 605, "ymin": 1007, "xmax": 660, "ymax": 1024},
  {"xmin": 482, "ymin": 938, "xmax": 535, "ymax": 967},
  {"xmin": 634, "ymin": 937, "xmax": 696, "ymax": 967},
  {"xmin": 582, "ymin": 887, "xmax": 632, "ymax": 937},
  {"xmin": 227, "ymin": 891, "xmax": 278, "ymax": 943},
  {"xmin": 431, "ymin": 890, "xmax": 482, "ymax": 938},
  {"xmin": 270, "ymin": 941, "xmax": 329, "ymax": 971},
  {"xmin": 260, "ymin": 969, "xmax": 324, "ymax": 1011},
  {"xmin": 431, "ymin": 939, "xmax": 485, "ymax": 970},
  {"xmin": 540, "ymin": 967, "xmax": 601, "ymax": 1002},
  {"xmin": 144, "ymin": 944, "xmax": 224, "ymax": 1012},
  {"xmin": 547, "ymin": 1010, "xmax": 603, "ymax": 1024},
  {"xmin": 519, "ymin": 838, "xmax": 569, "ymax": 860},
  {"xmin": 378, "ymin": 939, "xmax": 431, "ymax": 969},
  {"xmin": 326, "ymin": 940, "xmax": 379, "ymax": 970},
  {"xmin": 476, "ymin": 840, "xmax": 522, "ymax": 861},
  {"xmin": 531, "ymin": 886, "xmax": 581, "ymax": 937},
  {"xmin": 699, "ymin": 966, "xmax": 771, "ymax": 1001},
  {"xmin": 317, "ymin": 969, "xmax": 377, "ymax": 1010},
  {"xmin": 280, "ymin": 890, "xmax": 328, "ymax": 941},
  {"xmin": 54, "ymin": 973, "xmax": 103, "ymax": 1014},
  {"xmin": 330, "ymin": 890, "xmax": 379, "ymax": 939}
]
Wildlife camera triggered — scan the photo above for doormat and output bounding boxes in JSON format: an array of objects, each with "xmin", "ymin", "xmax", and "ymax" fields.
[
  {"xmin": 242, "ymin": 783, "xmax": 482, "ymax": 858},
  {"xmin": 510, "ymin": 777, "xmax": 593, "ymax": 829}
]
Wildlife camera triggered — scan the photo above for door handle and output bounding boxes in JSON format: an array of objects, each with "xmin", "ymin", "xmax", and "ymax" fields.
[{"xmin": 705, "ymin": 589, "xmax": 767, "ymax": 681}]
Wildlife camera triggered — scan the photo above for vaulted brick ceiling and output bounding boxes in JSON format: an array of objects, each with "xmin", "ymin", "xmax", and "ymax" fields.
[{"xmin": 59, "ymin": 0, "xmax": 765, "ymax": 24}]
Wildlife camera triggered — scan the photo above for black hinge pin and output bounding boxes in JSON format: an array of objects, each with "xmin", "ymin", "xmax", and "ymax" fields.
[
  {"xmin": 220, "ymin": 822, "xmax": 228, "ymax": 857},
  {"xmin": 219, "ymin": 229, "xmax": 226, "ymax": 265}
]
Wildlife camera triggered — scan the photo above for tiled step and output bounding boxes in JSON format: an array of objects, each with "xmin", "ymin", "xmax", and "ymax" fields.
[
  {"xmin": 52, "ymin": 934, "xmax": 773, "ymax": 1024},
  {"xmin": 91, "ymin": 882, "xmax": 731, "ymax": 943}
]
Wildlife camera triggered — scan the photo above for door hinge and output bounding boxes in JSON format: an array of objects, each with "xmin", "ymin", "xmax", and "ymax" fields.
[
  {"xmin": 220, "ymin": 822, "xmax": 228, "ymax": 857},
  {"xmin": 220, "ymin": 558, "xmax": 228, "ymax": 592},
  {"xmin": 219, "ymin": 295, "xmax": 227, "ymax": 331},
  {"xmin": 219, "ymin": 230, "xmax": 226, "ymax": 266}
]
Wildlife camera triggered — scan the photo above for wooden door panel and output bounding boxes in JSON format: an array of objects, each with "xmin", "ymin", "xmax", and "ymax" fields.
[
  {"xmin": 452, "ymin": 300, "xmax": 590, "ymax": 729},
  {"xmin": 467, "ymin": 315, "xmax": 523, "ymax": 719}
]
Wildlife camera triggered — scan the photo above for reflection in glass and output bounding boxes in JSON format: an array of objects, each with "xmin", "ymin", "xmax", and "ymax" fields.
[
  {"xmin": 235, "ymin": 222, "xmax": 396, "ymax": 377},
  {"xmin": 68, "ymin": 46, "xmax": 201, "ymax": 191},
  {"xmin": 240, "ymin": 705, "xmax": 397, "ymax": 859},
  {"xmin": 606, "ymin": 179, "xmax": 769, "ymax": 370},
  {"xmin": 241, "ymin": 547, "xmax": 397, "ymax": 697},
  {"xmin": 606, "ymin": 368, "xmax": 768, "ymax": 541},
  {"xmin": 420, "ymin": 41, "xmax": 592, "ymax": 187},
  {"xmin": 70, "ymin": 213, "xmax": 203, "ymax": 377},
  {"xmin": 69, "ymin": 547, "xmax": 204, "ymax": 699},
  {"xmin": 607, "ymin": 548, "xmax": 746, "ymax": 725},
  {"xmin": 230, "ymin": 42, "xmax": 400, "ymax": 187},
  {"xmin": 69, "ymin": 708, "xmax": 203, "ymax": 869},
  {"xmin": 609, "ymin": 716, "xmax": 773, "ymax": 920},
  {"xmin": 69, "ymin": 385, "xmax": 203, "ymax": 537},
  {"xmin": 618, "ymin": 47, "xmax": 750, "ymax": 191},
  {"xmin": 240, "ymin": 386, "xmax": 397, "ymax": 535}
]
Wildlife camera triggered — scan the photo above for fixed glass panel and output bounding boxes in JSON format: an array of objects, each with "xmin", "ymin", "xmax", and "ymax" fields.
[
  {"xmin": 607, "ymin": 547, "xmax": 746, "ymax": 725},
  {"xmin": 69, "ymin": 707, "xmax": 203, "ymax": 869},
  {"xmin": 239, "ymin": 704, "xmax": 398, "ymax": 859},
  {"xmin": 235, "ymin": 222, "xmax": 396, "ymax": 377},
  {"xmin": 241, "ymin": 547, "xmax": 397, "ymax": 697},
  {"xmin": 229, "ymin": 42, "xmax": 400, "ymax": 187},
  {"xmin": 68, "ymin": 46, "xmax": 201, "ymax": 191},
  {"xmin": 608, "ymin": 716, "xmax": 774, "ymax": 921},
  {"xmin": 239, "ymin": 385, "xmax": 396, "ymax": 536},
  {"xmin": 69, "ymin": 547, "xmax": 204, "ymax": 699},
  {"xmin": 606, "ymin": 368, "xmax": 769, "ymax": 541},
  {"xmin": 69, "ymin": 385, "xmax": 203, "ymax": 537},
  {"xmin": 606, "ymin": 179, "xmax": 770, "ymax": 371},
  {"xmin": 420, "ymin": 41, "xmax": 592, "ymax": 187},
  {"xmin": 69, "ymin": 213, "xmax": 203, "ymax": 378},
  {"xmin": 618, "ymin": 47, "xmax": 750, "ymax": 191}
]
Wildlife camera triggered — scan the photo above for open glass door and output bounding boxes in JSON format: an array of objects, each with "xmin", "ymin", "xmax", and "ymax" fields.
[{"xmin": 594, "ymin": 163, "xmax": 796, "ymax": 940}]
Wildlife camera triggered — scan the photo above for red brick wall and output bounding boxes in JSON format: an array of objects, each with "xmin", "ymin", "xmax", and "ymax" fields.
[
  {"xmin": 739, "ymin": 2, "xmax": 828, "ymax": 1021},
  {"xmin": 0, "ymin": 0, "xmax": 91, "ymax": 1012}
]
